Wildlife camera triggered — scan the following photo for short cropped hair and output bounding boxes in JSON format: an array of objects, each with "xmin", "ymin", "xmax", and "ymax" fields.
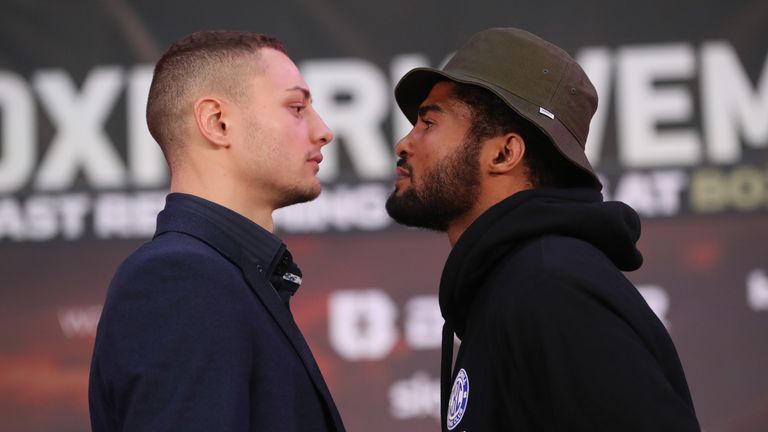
[
  {"xmin": 450, "ymin": 82, "xmax": 596, "ymax": 189},
  {"xmin": 146, "ymin": 30, "xmax": 286, "ymax": 165}
]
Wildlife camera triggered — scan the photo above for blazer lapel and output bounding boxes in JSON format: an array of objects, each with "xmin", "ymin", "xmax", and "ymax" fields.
[
  {"xmin": 156, "ymin": 205, "xmax": 344, "ymax": 430},
  {"xmin": 240, "ymin": 266, "xmax": 345, "ymax": 429}
]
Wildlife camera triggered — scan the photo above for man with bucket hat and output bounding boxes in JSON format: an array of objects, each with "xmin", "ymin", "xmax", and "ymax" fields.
[{"xmin": 386, "ymin": 27, "xmax": 700, "ymax": 431}]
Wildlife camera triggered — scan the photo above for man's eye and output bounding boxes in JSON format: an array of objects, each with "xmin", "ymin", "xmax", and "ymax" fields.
[
  {"xmin": 421, "ymin": 118, "xmax": 434, "ymax": 129},
  {"xmin": 292, "ymin": 105, "xmax": 306, "ymax": 113}
]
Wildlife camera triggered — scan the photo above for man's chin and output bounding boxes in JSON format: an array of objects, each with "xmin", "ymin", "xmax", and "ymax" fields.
[
  {"xmin": 385, "ymin": 191, "xmax": 449, "ymax": 232},
  {"xmin": 276, "ymin": 183, "xmax": 321, "ymax": 209}
]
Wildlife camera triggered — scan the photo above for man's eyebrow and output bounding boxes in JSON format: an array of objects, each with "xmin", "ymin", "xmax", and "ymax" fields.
[
  {"xmin": 286, "ymin": 86, "xmax": 311, "ymax": 102},
  {"xmin": 418, "ymin": 103, "xmax": 444, "ymax": 118}
]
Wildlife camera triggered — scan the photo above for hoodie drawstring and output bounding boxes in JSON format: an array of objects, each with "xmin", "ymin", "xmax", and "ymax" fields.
[{"xmin": 440, "ymin": 321, "xmax": 454, "ymax": 432}]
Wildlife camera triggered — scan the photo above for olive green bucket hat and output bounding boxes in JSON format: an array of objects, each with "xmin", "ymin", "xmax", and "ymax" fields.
[{"xmin": 394, "ymin": 27, "xmax": 601, "ymax": 189}]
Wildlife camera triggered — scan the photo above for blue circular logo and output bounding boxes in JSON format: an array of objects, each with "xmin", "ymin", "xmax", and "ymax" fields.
[{"xmin": 447, "ymin": 368, "xmax": 469, "ymax": 430}]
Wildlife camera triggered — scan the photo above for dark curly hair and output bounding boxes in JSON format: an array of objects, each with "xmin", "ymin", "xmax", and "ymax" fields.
[{"xmin": 451, "ymin": 82, "xmax": 596, "ymax": 189}]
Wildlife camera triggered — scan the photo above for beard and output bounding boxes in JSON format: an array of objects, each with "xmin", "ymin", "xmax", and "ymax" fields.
[{"xmin": 385, "ymin": 136, "xmax": 482, "ymax": 231}]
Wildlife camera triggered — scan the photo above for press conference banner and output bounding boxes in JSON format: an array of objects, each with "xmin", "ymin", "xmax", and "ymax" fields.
[{"xmin": 1, "ymin": 1, "xmax": 767, "ymax": 431}]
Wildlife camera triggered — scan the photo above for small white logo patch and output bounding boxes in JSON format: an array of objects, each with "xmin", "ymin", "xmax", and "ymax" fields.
[
  {"xmin": 282, "ymin": 272, "xmax": 302, "ymax": 285},
  {"xmin": 539, "ymin": 107, "xmax": 555, "ymax": 119},
  {"xmin": 447, "ymin": 368, "xmax": 469, "ymax": 430}
]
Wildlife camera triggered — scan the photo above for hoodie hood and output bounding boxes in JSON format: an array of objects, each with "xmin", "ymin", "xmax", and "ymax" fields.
[{"xmin": 439, "ymin": 187, "xmax": 643, "ymax": 338}]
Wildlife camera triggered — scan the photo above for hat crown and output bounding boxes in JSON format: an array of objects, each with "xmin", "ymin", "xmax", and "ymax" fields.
[{"xmin": 444, "ymin": 27, "xmax": 597, "ymax": 148}]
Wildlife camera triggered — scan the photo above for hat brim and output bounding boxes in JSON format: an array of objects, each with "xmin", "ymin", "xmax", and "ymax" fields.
[{"xmin": 394, "ymin": 67, "xmax": 601, "ymax": 189}]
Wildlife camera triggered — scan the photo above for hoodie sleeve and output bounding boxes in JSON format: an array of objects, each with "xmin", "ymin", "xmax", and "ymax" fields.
[{"xmin": 499, "ymin": 271, "xmax": 700, "ymax": 431}]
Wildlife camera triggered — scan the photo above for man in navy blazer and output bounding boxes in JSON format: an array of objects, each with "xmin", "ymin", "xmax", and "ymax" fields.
[{"xmin": 89, "ymin": 30, "xmax": 345, "ymax": 431}]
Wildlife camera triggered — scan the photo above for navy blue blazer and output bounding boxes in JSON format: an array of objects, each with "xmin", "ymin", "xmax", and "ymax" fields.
[{"xmin": 89, "ymin": 198, "xmax": 345, "ymax": 431}]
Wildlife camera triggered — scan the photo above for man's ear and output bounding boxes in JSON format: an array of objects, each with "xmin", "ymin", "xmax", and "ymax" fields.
[
  {"xmin": 193, "ymin": 97, "xmax": 230, "ymax": 148},
  {"xmin": 485, "ymin": 132, "xmax": 525, "ymax": 175}
]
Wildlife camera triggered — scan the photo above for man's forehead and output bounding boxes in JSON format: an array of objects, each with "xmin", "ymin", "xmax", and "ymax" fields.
[
  {"xmin": 252, "ymin": 50, "xmax": 311, "ymax": 96},
  {"xmin": 258, "ymin": 49, "xmax": 304, "ymax": 81},
  {"xmin": 419, "ymin": 81, "xmax": 471, "ymax": 118}
]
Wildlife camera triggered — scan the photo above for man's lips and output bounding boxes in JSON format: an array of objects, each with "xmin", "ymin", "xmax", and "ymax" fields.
[
  {"xmin": 396, "ymin": 166, "xmax": 410, "ymax": 180},
  {"xmin": 308, "ymin": 154, "xmax": 323, "ymax": 164}
]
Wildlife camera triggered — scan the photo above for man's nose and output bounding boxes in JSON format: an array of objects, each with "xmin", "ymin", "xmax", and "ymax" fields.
[
  {"xmin": 393, "ymin": 129, "xmax": 415, "ymax": 156},
  {"xmin": 313, "ymin": 112, "xmax": 333, "ymax": 146}
]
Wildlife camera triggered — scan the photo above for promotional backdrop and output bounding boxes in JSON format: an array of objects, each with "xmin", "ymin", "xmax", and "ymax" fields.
[{"xmin": 1, "ymin": 1, "xmax": 767, "ymax": 431}]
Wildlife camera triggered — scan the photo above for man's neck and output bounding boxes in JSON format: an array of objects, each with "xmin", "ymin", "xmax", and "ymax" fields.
[
  {"xmin": 170, "ymin": 176, "xmax": 275, "ymax": 232},
  {"xmin": 447, "ymin": 209, "xmax": 482, "ymax": 246},
  {"xmin": 447, "ymin": 184, "xmax": 532, "ymax": 246}
]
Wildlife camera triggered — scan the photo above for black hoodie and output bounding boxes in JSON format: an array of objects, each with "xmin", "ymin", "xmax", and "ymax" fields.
[{"xmin": 438, "ymin": 188, "xmax": 700, "ymax": 432}]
